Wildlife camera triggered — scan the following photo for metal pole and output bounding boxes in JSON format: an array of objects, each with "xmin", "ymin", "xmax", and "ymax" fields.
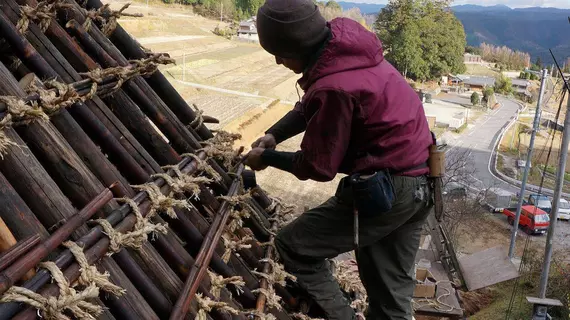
[
  {"xmin": 508, "ymin": 68, "xmax": 549, "ymax": 259},
  {"xmin": 538, "ymin": 85, "xmax": 570, "ymax": 298}
]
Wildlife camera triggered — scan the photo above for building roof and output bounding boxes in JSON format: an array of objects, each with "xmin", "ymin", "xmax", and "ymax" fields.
[
  {"xmin": 511, "ymin": 78, "xmax": 530, "ymax": 87},
  {"xmin": 456, "ymin": 75, "xmax": 495, "ymax": 87}
]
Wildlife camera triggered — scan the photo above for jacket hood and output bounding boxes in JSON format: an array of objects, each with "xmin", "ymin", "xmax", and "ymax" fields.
[{"xmin": 299, "ymin": 18, "xmax": 384, "ymax": 90}]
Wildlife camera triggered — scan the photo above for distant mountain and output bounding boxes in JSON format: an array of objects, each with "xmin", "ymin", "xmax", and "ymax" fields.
[
  {"xmin": 335, "ymin": 2, "xmax": 570, "ymax": 64},
  {"xmin": 454, "ymin": 6, "xmax": 570, "ymax": 64},
  {"xmin": 337, "ymin": 1, "xmax": 384, "ymax": 14},
  {"xmin": 452, "ymin": 4, "xmax": 511, "ymax": 12}
]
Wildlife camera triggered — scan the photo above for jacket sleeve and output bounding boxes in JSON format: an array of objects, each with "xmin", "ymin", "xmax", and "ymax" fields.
[
  {"xmin": 291, "ymin": 89, "xmax": 355, "ymax": 182},
  {"xmin": 265, "ymin": 104, "xmax": 307, "ymax": 144}
]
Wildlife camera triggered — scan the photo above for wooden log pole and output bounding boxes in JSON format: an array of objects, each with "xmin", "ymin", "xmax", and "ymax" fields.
[
  {"xmin": 0, "ymin": 1, "xmax": 151, "ymax": 187},
  {"xmin": 0, "ymin": 57, "xmax": 116, "ymax": 219},
  {"xmin": 63, "ymin": 19, "xmax": 204, "ymax": 149},
  {"xmin": 75, "ymin": 0, "xmax": 214, "ymax": 140}
]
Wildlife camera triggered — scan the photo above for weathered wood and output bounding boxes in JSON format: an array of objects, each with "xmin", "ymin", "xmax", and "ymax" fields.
[
  {"xmin": 76, "ymin": 0, "xmax": 214, "ymax": 141},
  {"xmin": 0, "ymin": 61, "xmax": 116, "ymax": 220},
  {"xmin": 1, "ymin": 0, "xmax": 148, "ymax": 188},
  {"xmin": 0, "ymin": 128, "xmax": 75, "ymax": 238}
]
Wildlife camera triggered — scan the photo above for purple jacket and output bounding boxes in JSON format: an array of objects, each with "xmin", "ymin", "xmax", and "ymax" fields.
[{"xmin": 290, "ymin": 18, "xmax": 432, "ymax": 182}]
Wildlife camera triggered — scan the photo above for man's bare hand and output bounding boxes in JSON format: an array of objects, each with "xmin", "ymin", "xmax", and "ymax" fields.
[
  {"xmin": 251, "ymin": 134, "xmax": 276, "ymax": 150},
  {"xmin": 244, "ymin": 147, "xmax": 268, "ymax": 171}
]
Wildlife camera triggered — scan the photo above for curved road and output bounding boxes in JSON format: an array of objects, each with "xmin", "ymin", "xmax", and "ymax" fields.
[{"xmin": 445, "ymin": 98, "xmax": 521, "ymax": 193}]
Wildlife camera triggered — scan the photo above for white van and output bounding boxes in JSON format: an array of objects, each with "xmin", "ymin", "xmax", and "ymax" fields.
[{"xmin": 557, "ymin": 199, "xmax": 570, "ymax": 221}]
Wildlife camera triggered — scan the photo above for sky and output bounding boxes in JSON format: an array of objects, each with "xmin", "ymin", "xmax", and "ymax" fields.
[{"xmin": 342, "ymin": 0, "xmax": 570, "ymax": 9}]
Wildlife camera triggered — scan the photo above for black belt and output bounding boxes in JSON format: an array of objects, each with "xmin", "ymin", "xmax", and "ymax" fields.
[{"xmin": 338, "ymin": 162, "xmax": 428, "ymax": 192}]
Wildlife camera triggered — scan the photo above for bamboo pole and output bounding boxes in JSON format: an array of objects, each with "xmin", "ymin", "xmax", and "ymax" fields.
[
  {"xmin": 0, "ymin": 234, "xmax": 40, "ymax": 273},
  {"xmin": 0, "ymin": 186, "xmax": 113, "ymax": 295},
  {"xmin": 171, "ymin": 165, "xmax": 245, "ymax": 319},
  {"xmin": 0, "ymin": 221, "xmax": 38, "ymax": 281}
]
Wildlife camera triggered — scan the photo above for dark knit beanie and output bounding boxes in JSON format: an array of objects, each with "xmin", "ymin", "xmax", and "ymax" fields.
[{"xmin": 256, "ymin": 0, "xmax": 329, "ymax": 59}]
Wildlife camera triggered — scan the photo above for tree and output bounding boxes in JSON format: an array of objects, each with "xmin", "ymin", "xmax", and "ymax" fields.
[
  {"xmin": 482, "ymin": 87, "xmax": 495, "ymax": 108},
  {"xmin": 374, "ymin": 0, "xmax": 466, "ymax": 81},
  {"xmin": 470, "ymin": 92, "xmax": 480, "ymax": 106},
  {"xmin": 495, "ymin": 75, "xmax": 513, "ymax": 95},
  {"xmin": 325, "ymin": 0, "xmax": 342, "ymax": 11},
  {"xmin": 535, "ymin": 56, "xmax": 543, "ymax": 68}
]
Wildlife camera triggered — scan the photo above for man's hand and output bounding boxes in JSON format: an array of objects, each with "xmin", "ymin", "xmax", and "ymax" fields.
[
  {"xmin": 244, "ymin": 147, "xmax": 268, "ymax": 171},
  {"xmin": 251, "ymin": 134, "xmax": 277, "ymax": 150}
]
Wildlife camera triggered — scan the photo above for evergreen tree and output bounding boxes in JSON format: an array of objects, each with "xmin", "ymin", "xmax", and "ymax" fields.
[{"xmin": 374, "ymin": 0, "xmax": 466, "ymax": 81}]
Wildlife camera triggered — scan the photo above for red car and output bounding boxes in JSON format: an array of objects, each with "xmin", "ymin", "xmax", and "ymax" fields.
[{"xmin": 504, "ymin": 205, "xmax": 550, "ymax": 235}]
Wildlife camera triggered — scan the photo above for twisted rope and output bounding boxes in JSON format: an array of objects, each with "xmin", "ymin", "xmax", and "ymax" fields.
[
  {"xmin": 221, "ymin": 234, "xmax": 252, "ymax": 263},
  {"xmin": 78, "ymin": 54, "xmax": 175, "ymax": 93},
  {"xmin": 17, "ymin": 0, "xmax": 73, "ymax": 34},
  {"xmin": 332, "ymin": 259, "xmax": 368, "ymax": 315},
  {"xmin": 27, "ymin": 79, "xmax": 98, "ymax": 115},
  {"xmin": 132, "ymin": 183, "xmax": 191, "ymax": 219},
  {"xmin": 189, "ymin": 104, "xmax": 204, "ymax": 129},
  {"xmin": 81, "ymin": 3, "xmax": 142, "ymax": 36},
  {"xmin": 63, "ymin": 241, "xmax": 126, "ymax": 296},
  {"xmin": 152, "ymin": 170, "xmax": 212, "ymax": 200},
  {"xmin": 252, "ymin": 286, "xmax": 282, "ymax": 311},
  {"xmin": 199, "ymin": 131, "xmax": 241, "ymax": 169},
  {"xmin": 94, "ymin": 197, "xmax": 168, "ymax": 255},
  {"xmin": 0, "ymin": 262, "xmax": 102, "ymax": 320},
  {"xmin": 252, "ymin": 258, "xmax": 296, "ymax": 287},
  {"xmin": 243, "ymin": 309, "xmax": 277, "ymax": 320},
  {"xmin": 207, "ymin": 270, "xmax": 244, "ymax": 299},
  {"xmin": 194, "ymin": 293, "xmax": 239, "ymax": 320},
  {"xmin": 182, "ymin": 153, "xmax": 222, "ymax": 182}
]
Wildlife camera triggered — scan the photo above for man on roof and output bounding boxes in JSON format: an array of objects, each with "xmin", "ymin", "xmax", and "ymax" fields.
[{"xmin": 244, "ymin": 0, "xmax": 434, "ymax": 319}]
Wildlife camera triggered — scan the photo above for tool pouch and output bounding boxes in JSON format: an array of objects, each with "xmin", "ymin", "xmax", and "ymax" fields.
[
  {"xmin": 350, "ymin": 170, "xmax": 395, "ymax": 217},
  {"xmin": 427, "ymin": 131, "xmax": 445, "ymax": 220}
]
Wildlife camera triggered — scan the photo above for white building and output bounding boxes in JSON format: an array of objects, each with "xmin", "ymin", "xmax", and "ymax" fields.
[{"xmin": 237, "ymin": 18, "xmax": 258, "ymax": 42}]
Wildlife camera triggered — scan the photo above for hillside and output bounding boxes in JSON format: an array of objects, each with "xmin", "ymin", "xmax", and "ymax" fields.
[{"xmin": 336, "ymin": 2, "xmax": 570, "ymax": 64}]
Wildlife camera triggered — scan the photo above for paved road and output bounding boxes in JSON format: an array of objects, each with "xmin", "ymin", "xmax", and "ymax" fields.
[{"xmin": 445, "ymin": 98, "xmax": 521, "ymax": 193}]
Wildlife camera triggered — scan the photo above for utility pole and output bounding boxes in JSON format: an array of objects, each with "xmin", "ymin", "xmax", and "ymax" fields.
[
  {"xmin": 220, "ymin": 1, "xmax": 223, "ymax": 22},
  {"xmin": 508, "ymin": 68, "xmax": 549, "ymax": 259},
  {"xmin": 538, "ymin": 85, "xmax": 570, "ymax": 298}
]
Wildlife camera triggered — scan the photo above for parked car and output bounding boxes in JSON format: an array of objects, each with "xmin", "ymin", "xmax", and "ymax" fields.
[
  {"xmin": 483, "ymin": 188, "xmax": 514, "ymax": 213},
  {"xmin": 557, "ymin": 199, "xmax": 570, "ymax": 221},
  {"xmin": 443, "ymin": 182, "xmax": 467, "ymax": 199},
  {"xmin": 503, "ymin": 205, "xmax": 550, "ymax": 235},
  {"xmin": 526, "ymin": 194, "xmax": 552, "ymax": 213}
]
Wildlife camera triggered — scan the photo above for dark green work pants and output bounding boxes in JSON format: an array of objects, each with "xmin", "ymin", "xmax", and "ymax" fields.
[{"xmin": 274, "ymin": 175, "xmax": 432, "ymax": 320}]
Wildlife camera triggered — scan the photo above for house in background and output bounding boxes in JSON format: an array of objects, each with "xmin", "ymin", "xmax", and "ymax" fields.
[
  {"xmin": 464, "ymin": 53, "xmax": 482, "ymax": 64},
  {"xmin": 511, "ymin": 78, "xmax": 531, "ymax": 98},
  {"xmin": 237, "ymin": 17, "xmax": 258, "ymax": 42},
  {"xmin": 455, "ymin": 75, "xmax": 495, "ymax": 91}
]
